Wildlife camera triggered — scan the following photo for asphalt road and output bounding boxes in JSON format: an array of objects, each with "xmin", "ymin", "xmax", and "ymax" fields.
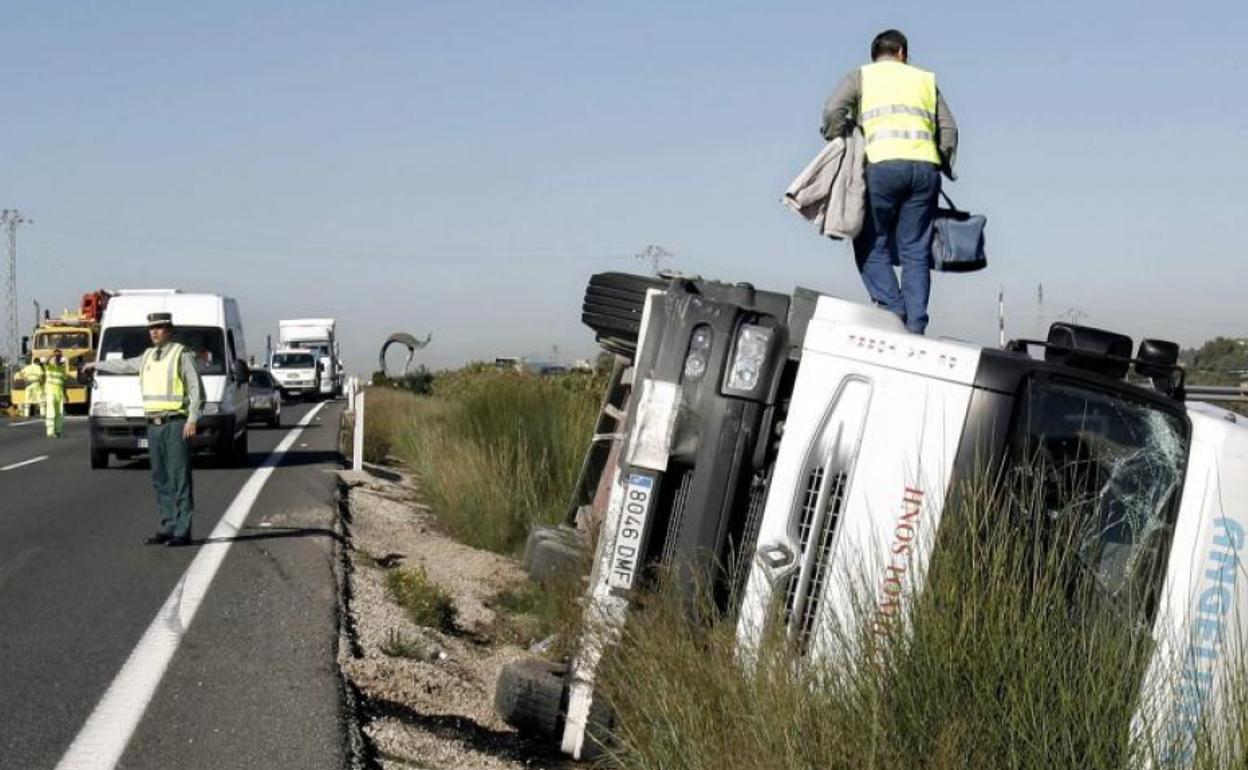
[{"xmin": 0, "ymin": 402, "xmax": 349, "ymax": 770}]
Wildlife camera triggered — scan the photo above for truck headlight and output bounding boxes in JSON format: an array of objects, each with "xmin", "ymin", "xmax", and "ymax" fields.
[
  {"xmin": 726, "ymin": 324, "xmax": 772, "ymax": 392},
  {"xmin": 91, "ymin": 401, "xmax": 126, "ymax": 418},
  {"xmin": 683, "ymin": 326, "xmax": 712, "ymax": 381}
]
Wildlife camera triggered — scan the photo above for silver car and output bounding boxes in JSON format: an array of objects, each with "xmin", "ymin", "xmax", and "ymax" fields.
[{"xmin": 247, "ymin": 369, "xmax": 282, "ymax": 427}]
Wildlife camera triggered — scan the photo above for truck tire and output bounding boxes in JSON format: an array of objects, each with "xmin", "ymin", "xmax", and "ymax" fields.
[
  {"xmin": 494, "ymin": 659, "xmax": 567, "ymax": 739},
  {"xmin": 523, "ymin": 525, "xmax": 588, "ymax": 583},
  {"xmin": 90, "ymin": 446, "xmax": 109, "ymax": 469},
  {"xmin": 581, "ymin": 272, "xmax": 665, "ymax": 357}
]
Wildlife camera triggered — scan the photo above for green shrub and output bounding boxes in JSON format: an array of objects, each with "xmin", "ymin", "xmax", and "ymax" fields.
[
  {"xmin": 386, "ymin": 566, "xmax": 457, "ymax": 633},
  {"xmin": 378, "ymin": 628, "xmax": 439, "ymax": 661},
  {"xmin": 391, "ymin": 366, "xmax": 601, "ymax": 554}
]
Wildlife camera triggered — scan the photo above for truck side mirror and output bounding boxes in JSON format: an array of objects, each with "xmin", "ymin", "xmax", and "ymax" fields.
[
  {"xmin": 233, "ymin": 359, "xmax": 250, "ymax": 384},
  {"xmin": 21, "ymin": 336, "xmax": 29, "ymax": 357}
]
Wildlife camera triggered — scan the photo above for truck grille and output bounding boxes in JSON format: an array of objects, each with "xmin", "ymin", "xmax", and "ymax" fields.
[
  {"xmin": 660, "ymin": 468, "xmax": 695, "ymax": 567},
  {"xmin": 796, "ymin": 470, "xmax": 847, "ymax": 651}
]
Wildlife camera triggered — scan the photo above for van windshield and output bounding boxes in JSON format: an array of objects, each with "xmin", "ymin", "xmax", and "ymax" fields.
[
  {"xmin": 97, "ymin": 326, "xmax": 227, "ymax": 376},
  {"xmin": 272, "ymin": 353, "xmax": 316, "ymax": 368},
  {"xmin": 1008, "ymin": 377, "xmax": 1189, "ymax": 623}
]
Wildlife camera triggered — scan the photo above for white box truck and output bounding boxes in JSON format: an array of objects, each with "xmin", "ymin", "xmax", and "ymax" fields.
[
  {"xmin": 277, "ymin": 318, "xmax": 340, "ymax": 398},
  {"xmin": 88, "ymin": 289, "xmax": 251, "ymax": 468}
]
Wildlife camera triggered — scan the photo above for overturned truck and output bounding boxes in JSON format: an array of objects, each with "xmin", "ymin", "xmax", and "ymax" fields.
[{"xmin": 497, "ymin": 271, "xmax": 1248, "ymax": 764}]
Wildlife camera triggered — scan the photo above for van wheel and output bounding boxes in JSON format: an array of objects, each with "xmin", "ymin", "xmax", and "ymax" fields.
[
  {"xmin": 231, "ymin": 430, "xmax": 249, "ymax": 466},
  {"xmin": 90, "ymin": 447, "xmax": 109, "ymax": 469},
  {"xmin": 494, "ymin": 659, "xmax": 566, "ymax": 739}
]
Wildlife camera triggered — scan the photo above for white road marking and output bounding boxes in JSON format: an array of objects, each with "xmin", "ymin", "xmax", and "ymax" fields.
[
  {"xmin": 7, "ymin": 419, "xmax": 40, "ymax": 427},
  {"xmin": 0, "ymin": 455, "xmax": 48, "ymax": 471},
  {"xmin": 53, "ymin": 402, "xmax": 329, "ymax": 770}
]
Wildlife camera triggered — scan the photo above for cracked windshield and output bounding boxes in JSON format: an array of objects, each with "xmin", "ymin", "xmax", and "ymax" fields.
[{"xmin": 1014, "ymin": 378, "xmax": 1189, "ymax": 615}]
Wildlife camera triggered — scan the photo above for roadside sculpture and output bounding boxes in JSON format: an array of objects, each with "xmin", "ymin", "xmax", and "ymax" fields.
[{"xmin": 379, "ymin": 332, "xmax": 432, "ymax": 378}]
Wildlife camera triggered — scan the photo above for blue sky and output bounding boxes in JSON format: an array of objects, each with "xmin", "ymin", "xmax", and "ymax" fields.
[{"xmin": 2, "ymin": 0, "xmax": 1244, "ymax": 372}]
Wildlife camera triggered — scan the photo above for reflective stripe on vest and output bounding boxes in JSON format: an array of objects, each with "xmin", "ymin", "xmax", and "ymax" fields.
[
  {"xmin": 859, "ymin": 61, "xmax": 941, "ymax": 165},
  {"xmin": 44, "ymin": 364, "xmax": 68, "ymax": 393},
  {"xmin": 140, "ymin": 343, "xmax": 188, "ymax": 415}
]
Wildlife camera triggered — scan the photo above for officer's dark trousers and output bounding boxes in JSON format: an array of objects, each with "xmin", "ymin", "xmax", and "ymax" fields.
[{"xmin": 147, "ymin": 417, "xmax": 194, "ymax": 538}]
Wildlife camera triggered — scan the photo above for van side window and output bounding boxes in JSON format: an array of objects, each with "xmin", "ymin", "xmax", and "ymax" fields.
[{"xmin": 227, "ymin": 330, "xmax": 238, "ymax": 366}]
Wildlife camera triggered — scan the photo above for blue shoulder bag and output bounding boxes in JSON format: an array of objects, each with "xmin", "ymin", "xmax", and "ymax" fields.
[{"xmin": 931, "ymin": 191, "xmax": 987, "ymax": 272}]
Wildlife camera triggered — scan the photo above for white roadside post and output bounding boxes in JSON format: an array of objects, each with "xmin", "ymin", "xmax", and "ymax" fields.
[{"xmin": 352, "ymin": 389, "xmax": 365, "ymax": 472}]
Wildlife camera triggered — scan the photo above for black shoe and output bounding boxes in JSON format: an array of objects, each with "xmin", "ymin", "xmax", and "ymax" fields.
[
  {"xmin": 166, "ymin": 535, "xmax": 192, "ymax": 547},
  {"xmin": 145, "ymin": 533, "xmax": 171, "ymax": 545}
]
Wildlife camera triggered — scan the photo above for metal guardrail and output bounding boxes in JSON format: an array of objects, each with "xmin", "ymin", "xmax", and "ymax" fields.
[{"xmin": 1186, "ymin": 385, "xmax": 1248, "ymax": 403}]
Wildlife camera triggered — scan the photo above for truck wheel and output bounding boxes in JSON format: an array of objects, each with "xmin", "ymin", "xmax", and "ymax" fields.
[
  {"xmin": 89, "ymin": 447, "xmax": 109, "ymax": 469},
  {"xmin": 494, "ymin": 659, "xmax": 566, "ymax": 739},
  {"xmin": 582, "ymin": 272, "xmax": 666, "ymax": 356},
  {"xmin": 523, "ymin": 525, "xmax": 588, "ymax": 583}
]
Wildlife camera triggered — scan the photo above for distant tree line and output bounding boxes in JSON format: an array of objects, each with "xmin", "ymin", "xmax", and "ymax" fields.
[{"xmin": 1182, "ymin": 337, "xmax": 1248, "ymax": 385}]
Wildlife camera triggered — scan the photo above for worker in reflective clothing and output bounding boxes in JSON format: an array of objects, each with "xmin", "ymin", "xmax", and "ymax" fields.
[
  {"xmin": 84, "ymin": 312, "xmax": 203, "ymax": 547},
  {"xmin": 43, "ymin": 350, "xmax": 69, "ymax": 437},
  {"xmin": 822, "ymin": 28, "xmax": 959, "ymax": 334},
  {"xmin": 19, "ymin": 357, "xmax": 44, "ymax": 417}
]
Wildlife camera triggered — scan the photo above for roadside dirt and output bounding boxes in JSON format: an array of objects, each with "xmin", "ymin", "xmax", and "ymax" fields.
[{"xmin": 337, "ymin": 466, "xmax": 579, "ymax": 770}]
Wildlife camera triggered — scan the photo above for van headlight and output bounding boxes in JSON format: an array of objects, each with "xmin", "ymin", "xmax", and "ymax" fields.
[
  {"xmin": 91, "ymin": 401, "xmax": 126, "ymax": 418},
  {"xmin": 726, "ymin": 324, "xmax": 773, "ymax": 392}
]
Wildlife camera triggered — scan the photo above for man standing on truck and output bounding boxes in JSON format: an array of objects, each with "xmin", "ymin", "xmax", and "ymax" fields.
[
  {"xmin": 821, "ymin": 28, "xmax": 958, "ymax": 334},
  {"xmin": 84, "ymin": 313, "xmax": 203, "ymax": 547},
  {"xmin": 43, "ymin": 350, "xmax": 68, "ymax": 437}
]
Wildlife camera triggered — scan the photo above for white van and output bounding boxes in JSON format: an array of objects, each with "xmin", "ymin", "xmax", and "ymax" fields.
[{"xmin": 88, "ymin": 290, "xmax": 251, "ymax": 468}]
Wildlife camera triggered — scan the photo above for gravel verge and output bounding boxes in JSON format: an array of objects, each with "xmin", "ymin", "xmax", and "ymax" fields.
[{"xmin": 336, "ymin": 465, "xmax": 580, "ymax": 770}]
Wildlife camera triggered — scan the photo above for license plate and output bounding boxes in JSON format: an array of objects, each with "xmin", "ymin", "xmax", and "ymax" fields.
[
  {"xmin": 607, "ymin": 473, "xmax": 655, "ymax": 591},
  {"xmin": 137, "ymin": 438, "xmax": 149, "ymax": 449}
]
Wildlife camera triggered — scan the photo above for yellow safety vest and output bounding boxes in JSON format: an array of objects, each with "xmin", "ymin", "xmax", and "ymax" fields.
[
  {"xmin": 860, "ymin": 61, "xmax": 941, "ymax": 165},
  {"xmin": 44, "ymin": 362, "xmax": 68, "ymax": 396},
  {"xmin": 21, "ymin": 364, "xmax": 45, "ymax": 397},
  {"xmin": 140, "ymin": 343, "xmax": 188, "ymax": 415}
]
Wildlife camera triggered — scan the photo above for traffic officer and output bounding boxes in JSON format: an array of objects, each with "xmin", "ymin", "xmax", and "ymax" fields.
[
  {"xmin": 821, "ymin": 28, "xmax": 959, "ymax": 334},
  {"xmin": 84, "ymin": 313, "xmax": 204, "ymax": 546},
  {"xmin": 19, "ymin": 357, "xmax": 44, "ymax": 418},
  {"xmin": 43, "ymin": 349, "xmax": 69, "ymax": 437}
]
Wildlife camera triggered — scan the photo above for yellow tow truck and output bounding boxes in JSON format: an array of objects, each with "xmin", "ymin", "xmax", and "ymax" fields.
[{"xmin": 12, "ymin": 291, "xmax": 111, "ymax": 414}]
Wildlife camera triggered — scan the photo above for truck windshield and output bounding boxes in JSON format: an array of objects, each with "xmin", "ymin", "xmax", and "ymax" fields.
[
  {"xmin": 35, "ymin": 332, "xmax": 90, "ymax": 350},
  {"xmin": 97, "ymin": 326, "xmax": 227, "ymax": 376},
  {"xmin": 272, "ymin": 353, "xmax": 315, "ymax": 368},
  {"xmin": 1009, "ymin": 377, "xmax": 1189, "ymax": 623}
]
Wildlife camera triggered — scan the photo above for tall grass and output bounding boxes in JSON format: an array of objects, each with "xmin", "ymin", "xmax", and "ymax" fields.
[
  {"xmin": 596, "ymin": 475, "xmax": 1248, "ymax": 770},
  {"xmin": 365, "ymin": 365, "xmax": 603, "ymax": 554}
]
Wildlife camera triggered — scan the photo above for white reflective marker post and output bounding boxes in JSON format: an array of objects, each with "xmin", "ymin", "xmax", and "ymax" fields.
[{"xmin": 352, "ymin": 390, "xmax": 365, "ymax": 472}]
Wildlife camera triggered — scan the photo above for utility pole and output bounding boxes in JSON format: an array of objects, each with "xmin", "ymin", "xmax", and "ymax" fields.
[
  {"xmin": 1062, "ymin": 306, "xmax": 1089, "ymax": 325},
  {"xmin": 1, "ymin": 209, "xmax": 30, "ymax": 366},
  {"xmin": 1036, "ymin": 283, "xmax": 1045, "ymax": 336},
  {"xmin": 636, "ymin": 244, "xmax": 674, "ymax": 276}
]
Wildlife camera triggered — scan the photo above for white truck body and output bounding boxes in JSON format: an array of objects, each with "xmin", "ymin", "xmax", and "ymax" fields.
[
  {"xmin": 278, "ymin": 318, "xmax": 339, "ymax": 397},
  {"xmin": 734, "ymin": 295, "xmax": 1248, "ymax": 766}
]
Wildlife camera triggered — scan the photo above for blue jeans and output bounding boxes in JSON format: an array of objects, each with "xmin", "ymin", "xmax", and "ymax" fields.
[{"xmin": 852, "ymin": 160, "xmax": 941, "ymax": 334}]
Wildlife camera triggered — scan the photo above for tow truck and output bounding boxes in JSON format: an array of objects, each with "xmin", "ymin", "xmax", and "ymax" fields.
[{"xmin": 12, "ymin": 290, "xmax": 110, "ymax": 414}]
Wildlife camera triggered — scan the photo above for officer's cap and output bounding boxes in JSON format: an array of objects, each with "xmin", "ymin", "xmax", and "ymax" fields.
[{"xmin": 147, "ymin": 312, "xmax": 174, "ymax": 328}]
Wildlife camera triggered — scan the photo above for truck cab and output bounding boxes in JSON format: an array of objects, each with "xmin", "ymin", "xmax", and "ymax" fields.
[{"xmin": 270, "ymin": 348, "xmax": 320, "ymax": 400}]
